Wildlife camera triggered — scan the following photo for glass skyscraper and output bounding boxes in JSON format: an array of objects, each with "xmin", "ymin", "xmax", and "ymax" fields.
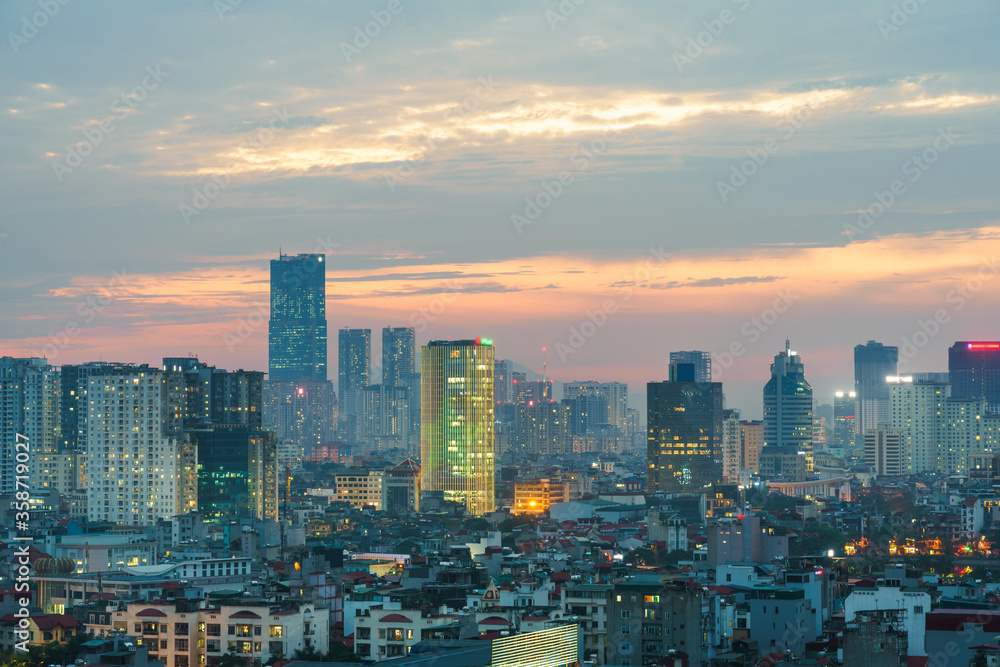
[
  {"xmin": 646, "ymin": 367, "xmax": 724, "ymax": 493},
  {"xmin": 268, "ymin": 253, "xmax": 327, "ymax": 383},
  {"xmin": 420, "ymin": 338, "xmax": 495, "ymax": 516},
  {"xmin": 854, "ymin": 340, "xmax": 898, "ymax": 440},
  {"xmin": 949, "ymin": 341, "xmax": 1000, "ymax": 414},
  {"xmin": 762, "ymin": 340, "xmax": 814, "ymax": 472},
  {"xmin": 669, "ymin": 350, "xmax": 712, "ymax": 382}
]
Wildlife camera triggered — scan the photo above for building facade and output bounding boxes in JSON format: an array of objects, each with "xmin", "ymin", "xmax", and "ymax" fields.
[
  {"xmin": 854, "ymin": 340, "xmax": 898, "ymax": 441},
  {"xmin": 420, "ymin": 339, "xmax": 495, "ymax": 516},
  {"xmin": 339, "ymin": 328, "xmax": 371, "ymax": 419},
  {"xmin": 269, "ymin": 253, "xmax": 327, "ymax": 384},
  {"xmin": 669, "ymin": 351, "xmax": 712, "ymax": 382},
  {"xmin": 762, "ymin": 340, "xmax": 813, "ymax": 473}
]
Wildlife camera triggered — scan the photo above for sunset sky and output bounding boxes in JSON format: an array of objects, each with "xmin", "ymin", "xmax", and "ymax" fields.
[{"xmin": 2, "ymin": 0, "xmax": 998, "ymax": 418}]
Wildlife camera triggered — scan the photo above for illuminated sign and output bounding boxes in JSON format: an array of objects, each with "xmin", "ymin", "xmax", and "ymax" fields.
[
  {"xmin": 885, "ymin": 376, "xmax": 913, "ymax": 383},
  {"xmin": 968, "ymin": 343, "xmax": 1000, "ymax": 350}
]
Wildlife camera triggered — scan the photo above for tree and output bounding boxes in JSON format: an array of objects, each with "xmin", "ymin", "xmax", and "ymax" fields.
[
  {"xmin": 291, "ymin": 645, "xmax": 323, "ymax": 661},
  {"xmin": 326, "ymin": 642, "xmax": 361, "ymax": 663},
  {"xmin": 464, "ymin": 518, "xmax": 490, "ymax": 531}
]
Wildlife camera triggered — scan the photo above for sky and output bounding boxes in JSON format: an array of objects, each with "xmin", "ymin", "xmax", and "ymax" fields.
[{"xmin": 1, "ymin": 0, "xmax": 998, "ymax": 419}]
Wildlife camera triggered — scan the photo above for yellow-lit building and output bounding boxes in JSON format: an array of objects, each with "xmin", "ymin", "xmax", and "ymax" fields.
[
  {"xmin": 513, "ymin": 478, "xmax": 569, "ymax": 515},
  {"xmin": 420, "ymin": 339, "xmax": 495, "ymax": 516}
]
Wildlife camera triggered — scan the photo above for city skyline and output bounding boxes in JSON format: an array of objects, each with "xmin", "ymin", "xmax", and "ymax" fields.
[{"xmin": 2, "ymin": 2, "xmax": 997, "ymax": 421}]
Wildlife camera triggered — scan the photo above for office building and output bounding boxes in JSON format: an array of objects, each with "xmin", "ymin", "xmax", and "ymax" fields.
[
  {"xmin": 646, "ymin": 366, "xmax": 724, "ymax": 493},
  {"xmin": 1, "ymin": 357, "xmax": 60, "ymax": 493},
  {"xmin": 855, "ymin": 340, "xmax": 898, "ymax": 440},
  {"xmin": 420, "ymin": 338, "xmax": 495, "ymax": 516},
  {"xmin": 762, "ymin": 340, "xmax": 814, "ymax": 472},
  {"xmin": 669, "ymin": 350, "xmax": 712, "ymax": 382},
  {"xmin": 86, "ymin": 368, "xmax": 197, "ymax": 525},
  {"xmin": 722, "ymin": 409, "xmax": 741, "ymax": 483},
  {"xmin": 513, "ymin": 477, "xmax": 570, "ymax": 515},
  {"xmin": 950, "ymin": 341, "xmax": 1000, "ymax": 413},
  {"xmin": 338, "ymin": 328, "xmax": 371, "ymax": 418},
  {"xmin": 190, "ymin": 424, "xmax": 278, "ymax": 523},
  {"xmin": 268, "ymin": 252, "xmax": 327, "ymax": 383},
  {"xmin": 381, "ymin": 326, "xmax": 415, "ymax": 388},
  {"xmin": 864, "ymin": 426, "xmax": 904, "ymax": 477}
]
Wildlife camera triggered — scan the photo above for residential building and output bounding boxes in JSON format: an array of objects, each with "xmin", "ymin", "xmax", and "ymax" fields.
[
  {"xmin": 339, "ymin": 328, "xmax": 372, "ymax": 419},
  {"xmin": 739, "ymin": 420, "xmax": 763, "ymax": 473},
  {"xmin": 864, "ymin": 426, "xmax": 904, "ymax": 477},
  {"xmin": 1, "ymin": 357, "xmax": 59, "ymax": 493},
  {"xmin": 606, "ymin": 575, "xmax": 702, "ymax": 665}
]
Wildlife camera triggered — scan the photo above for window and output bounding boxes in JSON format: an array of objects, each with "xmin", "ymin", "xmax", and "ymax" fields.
[
  {"xmin": 175, "ymin": 639, "xmax": 189, "ymax": 651},
  {"xmin": 643, "ymin": 609, "xmax": 656, "ymax": 620},
  {"xmin": 207, "ymin": 624, "xmax": 220, "ymax": 637},
  {"xmin": 622, "ymin": 610, "xmax": 630, "ymax": 618},
  {"xmin": 254, "ymin": 626, "xmax": 262, "ymax": 636},
  {"xmin": 644, "ymin": 595, "xmax": 660, "ymax": 603},
  {"xmin": 160, "ymin": 640, "xmax": 168, "ymax": 649},
  {"xmin": 914, "ymin": 606, "xmax": 924, "ymax": 614},
  {"xmin": 621, "ymin": 625, "xmax": 630, "ymax": 634},
  {"xmin": 269, "ymin": 626, "xmax": 283, "ymax": 638},
  {"xmin": 176, "ymin": 623, "xmax": 189, "ymax": 635},
  {"xmin": 269, "ymin": 641, "xmax": 283, "ymax": 655}
]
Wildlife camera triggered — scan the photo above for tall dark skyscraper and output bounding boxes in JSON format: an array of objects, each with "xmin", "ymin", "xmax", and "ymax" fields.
[
  {"xmin": 647, "ymin": 365, "xmax": 724, "ymax": 493},
  {"xmin": 268, "ymin": 253, "xmax": 327, "ymax": 383},
  {"xmin": 832, "ymin": 391, "xmax": 856, "ymax": 450},
  {"xmin": 949, "ymin": 342, "xmax": 1000, "ymax": 414},
  {"xmin": 669, "ymin": 351, "xmax": 712, "ymax": 382},
  {"xmin": 339, "ymin": 328, "xmax": 371, "ymax": 418},
  {"xmin": 763, "ymin": 340, "xmax": 813, "ymax": 472},
  {"xmin": 854, "ymin": 340, "xmax": 898, "ymax": 439},
  {"xmin": 382, "ymin": 327, "xmax": 415, "ymax": 388}
]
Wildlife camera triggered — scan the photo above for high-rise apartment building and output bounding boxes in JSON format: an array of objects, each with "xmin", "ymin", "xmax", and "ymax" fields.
[
  {"xmin": 420, "ymin": 338, "xmax": 495, "ymax": 516},
  {"xmin": 268, "ymin": 253, "xmax": 327, "ymax": 383},
  {"xmin": 763, "ymin": 340, "xmax": 814, "ymax": 472},
  {"xmin": 646, "ymin": 367, "xmax": 724, "ymax": 493},
  {"xmin": 739, "ymin": 420, "xmax": 764, "ymax": 472},
  {"xmin": 889, "ymin": 377, "xmax": 949, "ymax": 474},
  {"xmin": 833, "ymin": 391, "xmax": 856, "ymax": 450},
  {"xmin": 382, "ymin": 327, "xmax": 415, "ymax": 388},
  {"xmin": 494, "ymin": 359, "xmax": 514, "ymax": 405},
  {"xmin": 949, "ymin": 342, "xmax": 1000, "ymax": 413},
  {"xmin": 563, "ymin": 381, "xmax": 629, "ymax": 432},
  {"xmin": 163, "ymin": 357, "xmax": 263, "ymax": 428},
  {"xmin": 338, "ymin": 328, "xmax": 371, "ymax": 418},
  {"xmin": 264, "ymin": 381, "xmax": 336, "ymax": 451},
  {"xmin": 518, "ymin": 400, "xmax": 572, "ymax": 456},
  {"xmin": 864, "ymin": 426, "xmax": 904, "ymax": 477},
  {"xmin": 61, "ymin": 361, "xmax": 141, "ymax": 450},
  {"xmin": 361, "ymin": 383, "xmax": 410, "ymax": 452},
  {"xmin": 86, "ymin": 368, "xmax": 197, "ymax": 525},
  {"xmin": 669, "ymin": 350, "xmax": 712, "ymax": 382},
  {"xmin": 854, "ymin": 340, "xmax": 898, "ymax": 441},
  {"xmin": 722, "ymin": 409, "xmax": 741, "ymax": 483},
  {"xmin": 1, "ymin": 357, "xmax": 60, "ymax": 494}
]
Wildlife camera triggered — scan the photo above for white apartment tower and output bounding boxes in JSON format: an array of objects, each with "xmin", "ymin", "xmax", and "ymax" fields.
[{"xmin": 86, "ymin": 369, "xmax": 197, "ymax": 525}]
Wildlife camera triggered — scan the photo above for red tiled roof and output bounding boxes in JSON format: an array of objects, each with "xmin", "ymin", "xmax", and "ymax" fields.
[
  {"xmin": 479, "ymin": 617, "xmax": 510, "ymax": 626},
  {"xmin": 136, "ymin": 609, "xmax": 168, "ymax": 618},
  {"xmin": 33, "ymin": 615, "xmax": 81, "ymax": 631},
  {"xmin": 230, "ymin": 611, "xmax": 262, "ymax": 619},
  {"xmin": 379, "ymin": 613, "xmax": 412, "ymax": 623}
]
